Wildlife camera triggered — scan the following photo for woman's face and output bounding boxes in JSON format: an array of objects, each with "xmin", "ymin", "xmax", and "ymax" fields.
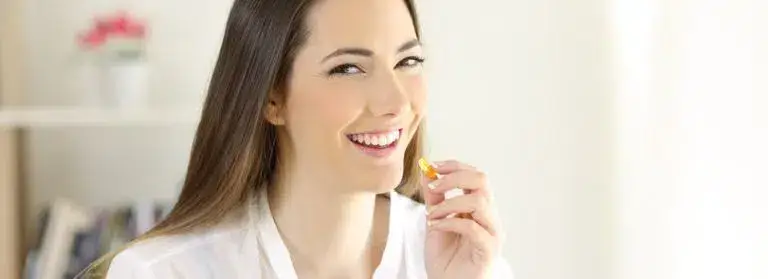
[{"xmin": 276, "ymin": 0, "xmax": 425, "ymax": 192}]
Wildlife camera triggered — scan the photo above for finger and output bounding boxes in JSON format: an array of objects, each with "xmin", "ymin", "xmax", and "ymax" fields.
[
  {"xmin": 428, "ymin": 218, "xmax": 496, "ymax": 255},
  {"xmin": 427, "ymin": 193, "xmax": 497, "ymax": 235},
  {"xmin": 432, "ymin": 160, "xmax": 477, "ymax": 174},
  {"xmin": 427, "ymin": 170, "xmax": 489, "ymax": 196},
  {"xmin": 421, "ymin": 171, "xmax": 445, "ymax": 208}
]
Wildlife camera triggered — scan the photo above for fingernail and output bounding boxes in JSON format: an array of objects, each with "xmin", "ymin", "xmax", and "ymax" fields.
[
  {"xmin": 428, "ymin": 219, "xmax": 440, "ymax": 227},
  {"xmin": 427, "ymin": 182, "xmax": 437, "ymax": 190}
]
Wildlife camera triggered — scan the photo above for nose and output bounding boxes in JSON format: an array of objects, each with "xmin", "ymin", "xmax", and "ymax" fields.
[{"xmin": 367, "ymin": 73, "xmax": 409, "ymax": 117}]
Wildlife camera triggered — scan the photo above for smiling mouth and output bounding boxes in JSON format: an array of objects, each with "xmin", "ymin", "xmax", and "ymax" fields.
[{"xmin": 346, "ymin": 129, "xmax": 402, "ymax": 149}]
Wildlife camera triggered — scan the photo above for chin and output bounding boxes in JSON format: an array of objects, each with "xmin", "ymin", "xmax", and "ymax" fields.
[{"xmin": 357, "ymin": 163, "xmax": 404, "ymax": 194}]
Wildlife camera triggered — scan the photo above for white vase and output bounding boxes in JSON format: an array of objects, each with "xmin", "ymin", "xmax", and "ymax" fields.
[{"xmin": 101, "ymin": 60, "xmax": 149, "ymax": 108}]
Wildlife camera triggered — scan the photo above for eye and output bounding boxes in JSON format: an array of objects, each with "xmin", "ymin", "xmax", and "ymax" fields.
[
  {"xmin": 395, "ymin": 56, "xmax": 425, "ymax": 69},
  {"xmin": 328, "ymin": 63, "xmax": 364, "ymax": 76}
]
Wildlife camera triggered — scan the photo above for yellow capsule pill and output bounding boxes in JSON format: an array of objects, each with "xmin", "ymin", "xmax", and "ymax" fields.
[{"xmin": 418, "ymin": 158, "xmax": 439, "ymax": 180}]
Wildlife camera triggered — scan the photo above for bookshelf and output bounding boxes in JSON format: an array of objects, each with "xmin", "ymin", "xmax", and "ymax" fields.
[
  {"xmin": 0, "ymin": 106, "xmax": 201, "ymax": 128},
  {"xmin": 0, "ymin": 105, "xmax": 200, "ymax": 279}
]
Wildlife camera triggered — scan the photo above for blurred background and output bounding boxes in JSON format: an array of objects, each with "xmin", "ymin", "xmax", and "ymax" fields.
[{"xmin": 0, "ymin": 0, "xmax": 765, "ymax": 278}]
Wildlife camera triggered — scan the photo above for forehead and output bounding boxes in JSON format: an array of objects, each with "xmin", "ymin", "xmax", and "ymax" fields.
[{"xmin": 304, "ymin": 0, "xmax": 417, "ymax": 51}]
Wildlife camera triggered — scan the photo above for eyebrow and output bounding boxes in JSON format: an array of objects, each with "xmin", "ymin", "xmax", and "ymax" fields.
[
  {"xmin": 321, "ymin": 39, "xmax": 421, "ymax": 62},
  {"xmin": 321, "ymin": 48, "xmax": 374, "ymax": 62},
  {"xmin": 397, "ymin": 39, "xmax": 421, "ymax": 53}
]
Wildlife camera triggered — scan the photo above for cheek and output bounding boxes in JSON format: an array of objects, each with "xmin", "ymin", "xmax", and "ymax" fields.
[
  {"xmin": 286, "ymin": 80, "xmax": 366, "ymax": 138},
  {"xmin": 404, "ymin": 75, "xmax": 427, "ymax": 115}
]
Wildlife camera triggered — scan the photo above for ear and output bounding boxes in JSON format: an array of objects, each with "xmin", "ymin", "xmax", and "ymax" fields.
[{"xmin": 264, "ymin": 97, "xmax": 286, "ymax": 126}]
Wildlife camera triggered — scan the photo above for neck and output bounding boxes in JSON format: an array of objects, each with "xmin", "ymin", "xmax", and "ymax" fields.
[{"xmin": 267, "ymin": 161, "xmax": 389, "ymax": 277}]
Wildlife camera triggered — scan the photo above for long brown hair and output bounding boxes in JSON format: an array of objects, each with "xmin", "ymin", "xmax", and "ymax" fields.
[{"xmin": 84, "ymin": 0, "xmax": 424, "ymax": 276}]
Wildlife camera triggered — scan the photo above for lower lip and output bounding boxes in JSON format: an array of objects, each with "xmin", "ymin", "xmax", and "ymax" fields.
[{"xmin": 348, "ymin": 131, "xmax": 401, "ymax": 158}]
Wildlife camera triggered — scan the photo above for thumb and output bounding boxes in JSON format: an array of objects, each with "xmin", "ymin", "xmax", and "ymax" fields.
[{"xmin": 421, "ymin": 171, "xmax": 444, "ymax": 209}]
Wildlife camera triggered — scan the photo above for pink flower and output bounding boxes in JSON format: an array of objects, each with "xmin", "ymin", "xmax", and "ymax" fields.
[
  {"xmin": 79, "ymin": 29, "xmax": 106, "ymax": 49},
  {"xmin": 78, "ymin": 11, "xmax": 147, "ymax": 49}
]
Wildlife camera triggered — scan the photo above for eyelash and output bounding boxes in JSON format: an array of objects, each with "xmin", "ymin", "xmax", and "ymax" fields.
[
  {"xmin": 326, "ymin": 56, "xmax": 426, "ymax": 77},
  {"xmin": 328, "ymin": 63, "xmax": 363, "ymax": 76},
  {"xmin": 396, "ymin": 56, "xmax": 426, "ymax": 69}
]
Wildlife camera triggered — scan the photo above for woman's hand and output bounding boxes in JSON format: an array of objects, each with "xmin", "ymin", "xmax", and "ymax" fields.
[{"xmin": 423, "ymin": 160, "xmax": 504, "ymax": 279}]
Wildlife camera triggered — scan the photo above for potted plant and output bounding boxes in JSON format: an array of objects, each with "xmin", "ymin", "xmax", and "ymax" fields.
[{"xmin": 78, "ymin": 12, "xmax": 149, "ymax": 108}]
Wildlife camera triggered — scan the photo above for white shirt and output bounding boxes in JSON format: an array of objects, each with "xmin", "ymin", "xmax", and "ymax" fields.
[{"xmin": 106, "ymin": 190, "xmax": 514, "ymax": 278}]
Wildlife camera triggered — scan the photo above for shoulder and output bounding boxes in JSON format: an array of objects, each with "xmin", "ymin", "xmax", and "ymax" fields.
[{"xmin": 106, "ymin": 224, "xmax": 255, "ymax": 279}]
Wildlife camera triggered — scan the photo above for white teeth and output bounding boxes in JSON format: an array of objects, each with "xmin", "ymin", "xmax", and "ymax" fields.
[{"xmin": 350, "ymin": 130, "xmax": 400, "ymax": 147}]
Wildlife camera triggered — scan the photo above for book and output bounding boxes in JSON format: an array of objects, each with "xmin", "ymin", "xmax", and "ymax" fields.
[
  {"xmin": 25, "ymin": 199, "xmax": 173, "ymax": 279},
  {"xmin": 33, "ymin": 199, "xmax": 92, "ymax": 279}
]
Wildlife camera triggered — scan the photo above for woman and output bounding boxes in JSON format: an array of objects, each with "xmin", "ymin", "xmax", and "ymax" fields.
[{"xmin": 101, "ymin": 0, "xmax": 512, "ymax": 278}]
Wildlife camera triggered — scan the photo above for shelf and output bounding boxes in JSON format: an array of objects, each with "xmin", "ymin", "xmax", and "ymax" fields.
[{"xmin": 0, "ymin": 106, "xmax": 202, "ymax": 128}]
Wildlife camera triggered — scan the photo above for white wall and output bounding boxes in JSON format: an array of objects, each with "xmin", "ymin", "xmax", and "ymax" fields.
[
  {"xmin": 613, "ymin": 0, "xmax": 768, "ymax": 278},
  {"xmin": 418, "ymin": 1, "xmax": 613, "ymax": 279},
  {"xmin": 22, "ymin": 0, "xmax": 232, "ymax": 106},
  {"xmin": 21, "ymin": 1, "xmax": 615, "ymax": 278}
]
